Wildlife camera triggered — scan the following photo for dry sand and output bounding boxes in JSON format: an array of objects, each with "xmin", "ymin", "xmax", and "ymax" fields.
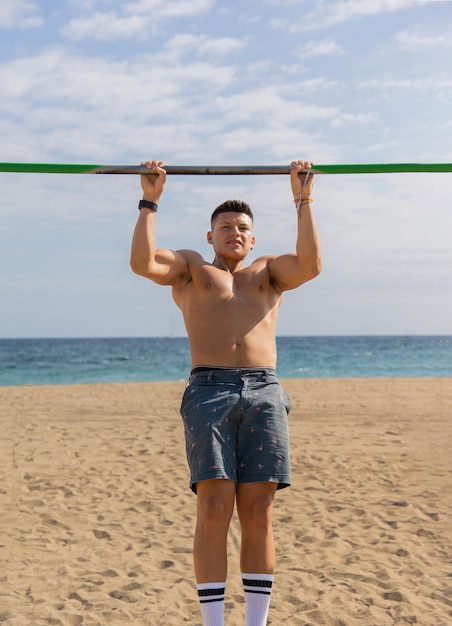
[{"xmin": 1, "ymin": 378, "xmax": 451, "ymax": 625}]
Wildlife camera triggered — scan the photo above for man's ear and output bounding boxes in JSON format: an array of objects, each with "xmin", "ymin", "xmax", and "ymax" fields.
[
  {"xmin": 207, "ymin": 231, "xmax": 213, "ymax": 245},
  {"xmin": 250, "ymin": 235, "xmax": 255, "ymax": 250}
]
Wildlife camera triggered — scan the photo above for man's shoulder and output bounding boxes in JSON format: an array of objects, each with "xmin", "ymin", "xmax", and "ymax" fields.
[
  {"xmin": 172, "ymin": 250, "xmax": 210, "ymax": 286},
  {"xmin": 175, "ymin": 249, "xmax": 206, "ymax": 263},
  {"xmin": 250, "ymin": 254, "xmax": 277, "ymax": 267}
]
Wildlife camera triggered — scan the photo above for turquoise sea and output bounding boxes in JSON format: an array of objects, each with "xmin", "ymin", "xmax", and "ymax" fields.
[{"xmin": 0, "ymin": 336, "xmax": 451, "ymax": 386}]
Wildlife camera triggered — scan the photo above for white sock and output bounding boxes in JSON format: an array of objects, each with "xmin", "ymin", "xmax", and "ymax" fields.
[
  {"xmin": 196, "ymin": 581, "xmax": 226, "ymax": 626},
  {"xmin": 242, "ymin": 573, "xmax": 274, "ymax": 626}
]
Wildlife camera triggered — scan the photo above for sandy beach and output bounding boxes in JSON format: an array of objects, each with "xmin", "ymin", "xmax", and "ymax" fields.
[{"xmin": 1, "ymin": 378, "xmax": 451, "ymax": 626}]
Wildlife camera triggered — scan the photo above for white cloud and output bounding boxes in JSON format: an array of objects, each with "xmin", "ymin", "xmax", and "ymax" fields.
[
  {"xmin": 65, "ymin": 0, "xmax": 113, "ymax": 8},
  {"xmin": 289, "ymin": 77, "xmax": 339, "ymax": 93},
  {"xmin": 125, "ymin": 0, "xmax": 215, "ymax": 17},
  {"xmin": 214, "ymin": 88, "xmax": 338, "ymax": 125},
  {"xmin": 324, "ymin": 0, "xmax": 416, "ymax": 22},
  {"xmin": 164, "ymin": 34, "xmax": 246, "ymax": 60},
  {"xmin": 302, "ymin": 38, "xmax": 345, "ymax": 58},
  {"xmin": 330, "ymin": 112, "xmax": 379, "ymax": 127},
  {"xmin": 0, "ymin": 0, "xmax": 42, "ymax": 30},
  {"xmin": 396, "ymin": 28, "xmax": 452, "ymax": 49},
  {"xmin": 359, "ymin": 74, "xmax": 452, "ymax": 90},
  {"xmin": 61, "ymin": 10, "xmax": 154, "ymax": 40},
  {"xmin": 62, "ymin": 0, "xmax": 215, "ymax": 40},
  {"xmin": 0, "ymin": 45, "xmax": 236, "ymax": 109},
  {"xmin": 282, "ymin": 0, "xmax": 420, "ymax": 31}
]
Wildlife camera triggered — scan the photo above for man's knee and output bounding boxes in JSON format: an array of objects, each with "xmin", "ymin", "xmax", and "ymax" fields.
[
  {"xmin": 236, "ymin": 483, "xmax": 277, "ymax": 529},
  {"xmin": 199, "ymin": 496, "xmax": 229, "ymax": 524},
  {"xmin": 196, "ymin": 480, "xmax": 236, "ymax": 528},
  {"xmin": 245, "ymin": 499, "xmax": 273, "ymax": 528}
]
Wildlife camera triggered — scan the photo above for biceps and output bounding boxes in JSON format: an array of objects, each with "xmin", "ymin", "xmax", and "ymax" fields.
[{"xmin": 268, "ymin": 254, "xmax": 307, "ymax": 291}]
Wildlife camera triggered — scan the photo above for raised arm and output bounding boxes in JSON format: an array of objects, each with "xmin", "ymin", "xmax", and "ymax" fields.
[
  {"xmin": 130, "ymin": 159, "xmax": 189, "ymax": 286},
  {"xmin": 267, "ymin": 159, "xmax": 322, "ymax": 291}
]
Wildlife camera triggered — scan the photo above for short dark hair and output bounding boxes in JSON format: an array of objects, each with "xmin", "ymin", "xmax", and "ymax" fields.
[{"xmin": 211, "ymin": 199, "xmax": 254, "ymax": 227}]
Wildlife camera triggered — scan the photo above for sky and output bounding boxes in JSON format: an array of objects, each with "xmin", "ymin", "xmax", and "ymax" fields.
[{"xmin": 0, "ymin": 0, "xmax": 451, "ymax": 338}]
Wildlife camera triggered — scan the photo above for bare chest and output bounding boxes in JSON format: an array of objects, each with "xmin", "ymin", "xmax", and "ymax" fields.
[
  {"xmin": 199, "ymin": 265, "xmax": 270, "ymax": 303},
  {"xmin": 173, "ymin": 265, "xmax": 279, "ymax": 312}
]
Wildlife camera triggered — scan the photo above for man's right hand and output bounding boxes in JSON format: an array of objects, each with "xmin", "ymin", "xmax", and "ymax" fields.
[{"xmin": 140, "ymin": 159, "xmax": 166, "ymax": 203}]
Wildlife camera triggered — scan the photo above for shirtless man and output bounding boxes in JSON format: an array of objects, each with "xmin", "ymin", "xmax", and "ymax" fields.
[{"xmin": 130, "ymin": 159, "xmax": 321, "ymax": 626}]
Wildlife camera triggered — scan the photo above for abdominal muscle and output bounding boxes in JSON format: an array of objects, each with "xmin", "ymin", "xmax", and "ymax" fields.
[
  {"xmin": 186, "ymin": 318, "xmax": 278, "ymax": 368},
  {"xmin": 173, "ymin": 264, "xmax": 281, "ymax": 368}
]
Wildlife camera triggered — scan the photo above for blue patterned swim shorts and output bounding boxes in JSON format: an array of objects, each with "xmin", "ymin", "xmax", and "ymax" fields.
[{"xmin": 180, "ymin": 367, "xmax": 291, "ymax": 493}]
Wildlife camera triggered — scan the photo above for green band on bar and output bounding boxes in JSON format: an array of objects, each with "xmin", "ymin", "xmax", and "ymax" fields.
[
  {"xmin": 311, "ymin": 163, "xmax": 452, "ymax": 174},
  {"xmin": 0, "ymin": 163, "xmax": 101, "ymax": 174},
  {"xmin": 0, "ymin": 162, "xmax": 452, "ymax": 175}
]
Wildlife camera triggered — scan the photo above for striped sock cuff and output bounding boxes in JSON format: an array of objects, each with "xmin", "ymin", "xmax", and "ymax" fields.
[
  {"xmin": 197, "ymin": 582, "xmax": 226, "ymax": 604},
  {"xmin": 242, "ymin": 573, "xmax": 274, "ymax": 596}
]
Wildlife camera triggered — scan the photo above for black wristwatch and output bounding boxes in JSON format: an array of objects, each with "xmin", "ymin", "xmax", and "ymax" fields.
[{"xmin": 138, "ymin": 199, "xmax": 158, "ymax": 212}]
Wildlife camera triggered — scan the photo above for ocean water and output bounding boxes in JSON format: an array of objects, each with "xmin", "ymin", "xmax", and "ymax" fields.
[{"xmin": 0, "ymin": 336, "xmax": 451, "ymax": 386}]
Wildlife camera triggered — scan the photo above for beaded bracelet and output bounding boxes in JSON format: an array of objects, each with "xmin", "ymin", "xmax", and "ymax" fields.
[
  {"xmin": 295, "ymin": 197, "xmax": 314, "ymax": 218},
  {"xmin": 293, "ymin": 195, "xmax": 314, "ymax": 204}
]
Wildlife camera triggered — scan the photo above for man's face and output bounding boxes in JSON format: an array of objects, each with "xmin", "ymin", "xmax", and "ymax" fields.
[{"xmin": 207, "ymin": 212, "xmax": 255, "ymax": 258}]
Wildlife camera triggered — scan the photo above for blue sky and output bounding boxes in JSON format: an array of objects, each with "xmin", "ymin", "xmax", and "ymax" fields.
[{"xmin": 1, "ymin": 0, "xmax": 451, "ymax": 338}]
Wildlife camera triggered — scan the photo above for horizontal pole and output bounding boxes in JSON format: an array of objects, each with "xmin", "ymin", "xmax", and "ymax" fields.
[{"xmin": 1, "ymin": 162, "xmax": 452, "ymax": 175}]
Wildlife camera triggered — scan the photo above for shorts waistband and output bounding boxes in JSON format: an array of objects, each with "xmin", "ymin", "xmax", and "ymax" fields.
[{"xmin": 190, "ymin": 366, "xmax": 277, "ymax": 377}]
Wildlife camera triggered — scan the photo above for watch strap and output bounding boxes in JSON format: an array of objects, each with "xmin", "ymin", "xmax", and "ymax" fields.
[{"xmin": 138, "ymin": 199, "xmax": 158, "ymax": 211}]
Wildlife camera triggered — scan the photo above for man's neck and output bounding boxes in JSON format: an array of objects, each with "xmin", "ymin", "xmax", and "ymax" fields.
[{"xmin": 212, "ymin": 256, "xmax": 245, "ymax": 274}]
